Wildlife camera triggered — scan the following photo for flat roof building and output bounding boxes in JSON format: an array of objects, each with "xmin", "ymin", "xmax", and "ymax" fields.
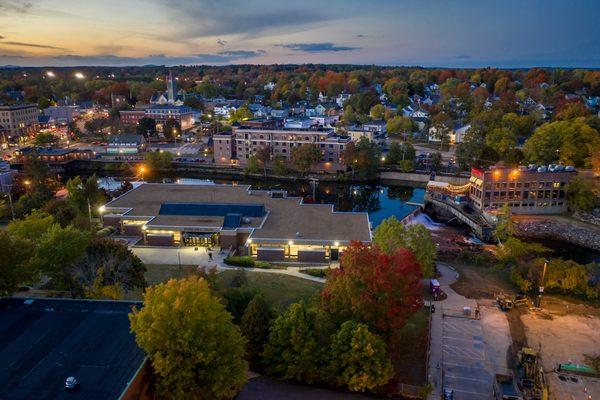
[
  {"xmin": 468, "ymin": 164, "xmax": 576, "ymax": 214},
  {"xmin": 214, "ymin": 125, "xmax": 351, "ymax": 172},
  {"xmin": 0, "ymin": 104, "xmax": 39, "ymax": 144},
  {"xmin": 0, "ymin": 298, "xmax": 145, "ymax": 400},
  {"xmin": 101, "ymin": 183, "xmax": 371, "ymax": 262}
]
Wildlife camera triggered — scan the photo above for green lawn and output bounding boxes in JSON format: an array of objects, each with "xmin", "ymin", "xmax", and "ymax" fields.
[
  {"xmin": 139, "ymin": 265, "xmax": 323, "ymax": 312},
  {"xmin": 216, "ymin": 270, "xmax": 323, "ymax": 312}
]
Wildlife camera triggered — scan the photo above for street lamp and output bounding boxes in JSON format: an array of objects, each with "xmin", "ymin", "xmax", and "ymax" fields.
[
  {"xmin": 139, "ymin": 166, "xmax": 146, "ymax": 181},
  {"xmin": 74, "ymin": 72, "xmax": 85, "ymax": 79},
  {"xmin": 46, "ymin": 71, "xmax": 55, "ymax": 78}
]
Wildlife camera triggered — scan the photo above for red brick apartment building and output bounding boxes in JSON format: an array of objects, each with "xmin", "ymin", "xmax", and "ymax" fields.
[{"xmin": 214, "ymin": 124, "xmax": 351, "ymax": 172}]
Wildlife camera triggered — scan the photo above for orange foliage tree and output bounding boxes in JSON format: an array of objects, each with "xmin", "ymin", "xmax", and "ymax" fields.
[{"xmin": 322, "ymin": 241, "xmax": 423, "ymax": 339}]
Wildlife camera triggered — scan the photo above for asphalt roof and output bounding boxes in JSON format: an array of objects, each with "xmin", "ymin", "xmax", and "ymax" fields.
[
  {"xmin": 0, "ymin": 298, "xmax": 145, "ymax": 400},
  {"xmin": 105, "ymin": 184, "xmax": 371, "ymax": 243}
]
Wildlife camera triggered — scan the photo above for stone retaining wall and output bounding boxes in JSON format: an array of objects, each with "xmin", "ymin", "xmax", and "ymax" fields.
[{"xmin": 514, "ymin": 218, "xmax": 600, "ymax": 252}]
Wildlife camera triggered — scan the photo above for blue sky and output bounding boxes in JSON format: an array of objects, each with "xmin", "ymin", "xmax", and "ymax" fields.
[{"xmin": 1, "ymin": 0, "xmax": 599, "ymax": 67}]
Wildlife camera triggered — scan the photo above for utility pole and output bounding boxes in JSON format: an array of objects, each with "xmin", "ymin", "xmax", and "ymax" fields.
[
  {"xmin": 1, "ymin": 183, "xmax": 15, "ymax": 221},
  {"xmin": 538, "ymin": 259, "xmax": 549, "ymax": 308}
]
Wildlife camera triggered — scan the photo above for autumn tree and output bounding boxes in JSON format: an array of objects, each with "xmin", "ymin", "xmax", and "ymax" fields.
[
  {"xmin": 291, "ymin": 144, "xmax": 321, "ymax": 175},
  {"xmin": 129, "ymin": 277, "xmax": 247, "ymax": 400},
  {"xmin": 328, "ymin": 321, "xmax": 394, "ymax": 392},
  {"xmin": 373, "ymin": 216, "xmax": 436, "ymax": 277},
  {"xmin": 240, "ymin": 293, "xmax": 275, "ymax": 371},
  {"xmin": 262, "ymin": 301, "xmax": 323, "ymax": 383},
  {"xmin": 322, "ymin": 242, "xmax": 423, "ymax": 339}
]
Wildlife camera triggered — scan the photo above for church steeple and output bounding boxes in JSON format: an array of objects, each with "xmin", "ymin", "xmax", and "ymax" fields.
[{"xmin": 167, "ymin": 71, "xmax": 176, "ymax": 104}]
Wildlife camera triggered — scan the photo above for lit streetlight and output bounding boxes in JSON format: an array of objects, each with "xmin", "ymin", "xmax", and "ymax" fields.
[
  {"xmin": 139, "ymin": 166, "xmax": 146, "ymax": 181},
  {"xmin": 74, "ymin": 72, "xmax": 85, "ymax": 79},
  {"xmin": 46, "ymin": 71, "xmax": 55, "ymax": 78}
]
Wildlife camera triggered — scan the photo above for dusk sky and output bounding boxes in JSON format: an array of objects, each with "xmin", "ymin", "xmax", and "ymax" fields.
[{"xmin": 1, "ymin": 0, "xmax": 600, "ymax": 68}]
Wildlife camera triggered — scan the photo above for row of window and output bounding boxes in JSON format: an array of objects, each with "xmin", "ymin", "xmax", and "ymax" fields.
[{"xmin": 485, "ymin": 181, "xmax": 566, "ymax": 189}]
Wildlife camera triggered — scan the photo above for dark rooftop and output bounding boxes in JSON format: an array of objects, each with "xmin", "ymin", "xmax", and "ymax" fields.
[{"xmin": 0, "ymin": 298, "xmax": 145, "ymax": 400}]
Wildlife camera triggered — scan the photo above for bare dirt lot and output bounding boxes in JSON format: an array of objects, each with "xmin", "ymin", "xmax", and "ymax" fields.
[
  {"xmin": 521, "ymin": 312, "xmax": 600, "ymax": 400},
  {"xmin": 449, "ymin": 263, "xmax": 600, "ymax": 399}
]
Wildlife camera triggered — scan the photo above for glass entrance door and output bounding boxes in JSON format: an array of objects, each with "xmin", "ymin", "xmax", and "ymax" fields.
[{"xmin": 182, "ymin": 233, "xmax": 217, "ymax": 247}]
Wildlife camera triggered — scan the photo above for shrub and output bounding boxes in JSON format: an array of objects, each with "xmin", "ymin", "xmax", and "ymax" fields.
[
  {"xmin": 224, "ymin": 256, "xmax": 271, "ymax": 269},
  {"xmin": 299, "ymin": 268, "xmax": 330, "ymax": 278},
  {"xmin": 225, "ymin": 256, "xmax": 255, "ymax": 267}
]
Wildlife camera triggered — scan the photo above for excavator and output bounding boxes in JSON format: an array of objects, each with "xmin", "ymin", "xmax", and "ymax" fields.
[
  {"xmin": 518, "ymin": 347, "xmax": 548, "ymax": 400},
  {"xmin": 496, "ymin": 294, "xmax": 529, "ymax": 311}
]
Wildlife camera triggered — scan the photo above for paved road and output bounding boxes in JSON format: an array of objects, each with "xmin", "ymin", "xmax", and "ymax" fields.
[{"xmin": 428, "ymin": 264, "xmax": 510, "ymax": 400}]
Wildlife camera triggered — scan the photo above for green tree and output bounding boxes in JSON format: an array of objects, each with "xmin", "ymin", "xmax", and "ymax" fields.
[
  {"xmin": 372, "ymin": 216, "xmax": 436, "ymax": 277},
  {"xmin": 353, "ymin": 137, "xmax": 381, "ymax": 178},
  {"xmin": 523, "ymin": 118, "xmax": 600, "ymax": 167},
  {"xmin": 386, "ymin": 115, "xmax": 413, "ymax": 138},
  {"xmin": 566, "ymin": 176, "xmax": 598, "ymax": 212},
  {"xmin": 369, "ymin": 104, "xmax": 386, "ymax": 120},
  {"xmin": 255, "ymin": 145, "xmax": 272, "ymax": 176},
  {"xmin": 43, "ymin": 198, "xmax": 78, "ymax": 227},
  {"xmin": 136, "ymin": 117, "xmax": 156, "ymax": 138},
  {"xmin": 291, "ymin": 144, "xmax": 321, "ymax": 175},
  {"xmin": 241, "ymin": 293, "xmax": 275, "ymax": 370},
  {"xmin": 33, "ymin": 225, "xmax": 91, "ymax": 294},
  {"xmin": 245, "ymin": 155, "xmax": 261, "ymax": 174},
  {"xmin": 229, "ymin": 105, "xmax": 253, "ymax": 122},
  {"xmin": 430, "ymin": 152, "xmax": 442, "ymax": 172},
  {"xmin": 493, "ymin": 204, "xmax": 514, "ymax": 242},
  {"xmin": 342, "ymin": 105, "xmax": 358, "ymax": 126},
  {"xmin": 130, "ymin": 277, "xmax": 247, "ymax": 400},
  {"xmin": 66, "ymin": 174, "xmax": 106, "ymax": 222},
  {"xmin": 7, "ymin": 210, "xmax": 55, "ymax": 241},
  {"xmin": 163, "ymin": 118, "xmax": 181, "ymax": 141},
  {"xmin": 262, "ymin": 301, "xmax": 323, "ymax": 383},
  {"xmin": 272, "ymin": 155, "xmax": 289, "ymax": 176},
  {"xmin": 328, "ymin": 321, "xmax": 393, "ymax": 392},
  {"xmin": 183, "ymin": 96, "xmax": 202, "ymax": 110},
  {"xmin": 73, "ymin": 238, "xmax": 146, "ymax": 299},
  {"xmin": 33, "ymin": 132, "xmax": 58, "ymax": 146},
  {"xmin": 146, "ymin": 150, "xmax": 174, "ymax": 170},
  {"xmin": 486, "ymin": 127, "xmax": 518, "ymax": 160},
  {"xmin": 0, "ymin": 231, "xmax": 34, "ymax": 296}
]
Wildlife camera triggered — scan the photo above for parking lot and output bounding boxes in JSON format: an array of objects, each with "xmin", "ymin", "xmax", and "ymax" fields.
[{"xmin": 441, "ymin": 311, "xmax": 493, "ymax": 400}]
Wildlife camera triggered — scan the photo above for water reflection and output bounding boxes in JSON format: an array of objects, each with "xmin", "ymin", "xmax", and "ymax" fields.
[{"xmin": 97, "ymin": 176, "xmax": 425, "ymax": 228}]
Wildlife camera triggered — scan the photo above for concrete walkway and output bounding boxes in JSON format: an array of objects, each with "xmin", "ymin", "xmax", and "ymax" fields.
[
  {"xmin": 216, "ymin": 265, "xmax": 327, "ymax": 283},
  {"xmin": 131, "ymin": 245, "xmax": 327, "ymax": 283},
  {"xmin": 427, "ymin": 263, "xmax": 510, "ymax": 400}
]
